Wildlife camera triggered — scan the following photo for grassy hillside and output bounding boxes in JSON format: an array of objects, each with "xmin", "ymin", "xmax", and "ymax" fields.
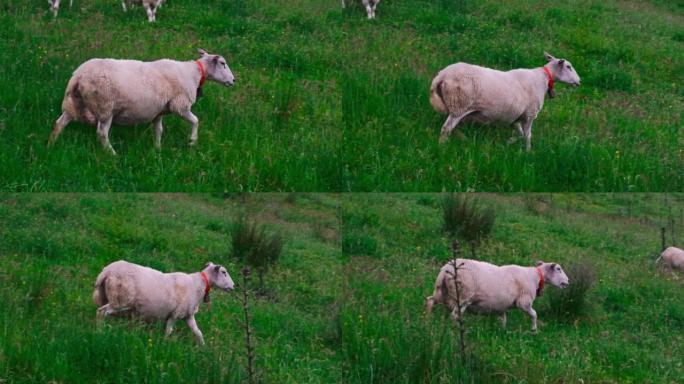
[
  {"xmin": 0, "ymin": 193, "xmax": 342, "ymax": 383},
  {"xmin": 0, "ymin": 0, "xmax": 682, "ymax": 191},
  {"xmin": 340, "ymin": 193, "xmax": 684, "ymax": 383}
]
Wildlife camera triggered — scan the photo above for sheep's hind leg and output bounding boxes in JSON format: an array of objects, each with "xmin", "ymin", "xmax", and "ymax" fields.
[
  {"xmin": 153, "ymin": 115, "xmax": 164, "ymax": 149},
  {"xmin": 96, "ymin": 116, "xmax": 116, "ymax": 155},
  {"xmin": 96, "ymin": 304, "xmax": 130, "ymax": 324},
  {"xmin": 48, "ymin": 112, "xmax": 72, "ymax": 146},
  {"xmin": 165, "ymin": 318, "xmax": 176, "ymax": 337},
  {"xmin": 179, "ymin": 110, "xmax": 200, "ymax": 146},
  {"xmin": 439, "ymin": 112, "xmax": 470, "ymax": 143},
  {"xmin": 186, "ymin": 316, "xmax": 205, "ymax": 345},
  {"xmin": 449, "ymin": 301, "xmax": 469, "ymax": 323}
]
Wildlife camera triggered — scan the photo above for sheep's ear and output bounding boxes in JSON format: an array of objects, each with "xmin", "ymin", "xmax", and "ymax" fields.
[
  {"xmin": 535, "ymin": 260, "xmax": 544, "ymax": 267},
  {"xmin": 204, "ymin": 262, "xmax": 214, "ymax": 269},
  {"xmin": 543, "ymin": 51, "xmax": 555, "ymax": 62},
  {"xmin": 214, "ymin": 265, "xmax": 221, "ymax": 273},
  {"xmin": 198, "ymin": 48, "xmax": 208, "ymax": 57}
]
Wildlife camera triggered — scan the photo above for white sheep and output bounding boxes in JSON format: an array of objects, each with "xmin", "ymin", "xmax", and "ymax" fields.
[
  {"xmin": 93, "ymin": 260, "xmax": 235, "ymax": 344},
  {"xmin": 657, "ymin": 246, "xmax": 684, "ymax": 271},
  {"xmin": 48, "ymin": 48, "xmax": 235, "ymax": 154},
  {"xmin": 47, "ymin": 0, "xmax": 73, "ymax": 17},
  {"xmin": 430, "ymin": 52, "xmax": 580, "ymax": 151},
  {"xmin": 121, "ymin": 0, "xmax": 164, "ymax": 22},
  {"xmin": 426, "ymin": 259, "xmax": 569, "ymax": 332},
  {"xmin": 342, "ymin": 0, "xmax": 381, "ymax": 19}
]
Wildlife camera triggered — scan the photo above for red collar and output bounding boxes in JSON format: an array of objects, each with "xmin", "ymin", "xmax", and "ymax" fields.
[
  {"xmin": 535, "ymin": 267, "xmax": 545, "ymax": 296},
  {"xmin": 200, "ymin": 271, "xmax": 211, "ymax": 297},
  {"xmin": 542, "ymin": 66, "xmax": 554, "ymax": 93},
  {"xmin": 195, "ymin": 60, "xmax": 206, "ymax": 88}
]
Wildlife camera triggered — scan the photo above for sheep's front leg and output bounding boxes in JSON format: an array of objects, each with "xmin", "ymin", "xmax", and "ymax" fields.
[
  {"xmin": 97, "ymin": 116, "xmax": 116, "ymax": 155},
  {"xmin": 508, "ymin": 122, "xmax": 524, "ymax": 144},
  {"xmin": 522, "ymin": 120, "xmax": 534, "ymax": 152},
  {"xmin": 499, "ymin": 312, "xmax": 507, "ymax": 328},
  {"xmin": 179, "ymin": 110, "xmax": 200, "ymax": 146},
  {"xmin": 153, "ymin": 115, "xmax": 164, "ymax": 149},
  {"xmin": 519, "ymin": 303, "xmax": 538, "ymax": 332},
  {"xmin": 186, "ymin": 316, "xmax": 205, "ymax": 345},
  {"xmin": 48, "ymin": 112, "xmax": 72, "ymax": 146},
  {"xmin": 165, "ymin": 318, "xmax": 176, "ymax": 337},
  {"xmin": 341, "ymin": 0, "xmax": 346, "ymax": 8},
  {"xmin": 121, "ymin": 0, "xmax": 127, "ymax": 11}
]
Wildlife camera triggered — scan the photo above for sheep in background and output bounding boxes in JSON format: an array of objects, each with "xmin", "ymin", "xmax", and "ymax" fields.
[
  {"xmin": 430, "ymin": 52, "xmax": 581, "ymax": 151},
  {"xmin": 657, "ymin": 246, "xmax": 684, "ymax": 272},
  {"xmin": 426, "ymin": 259, "xmax": 569, "ymax": 332},
  {"xmin": 342, "ymin": 0, "xmax": 381, "ymax": 19},
  {"xmin": 93, "ymin": 260, "xmax": 235, "ymax": 345},
  {"xmin": 48, "ymin": 49, "xmax": 235, "ymax": 154},
  {"xmin": 122, "ymin": 0, "xmax": 164, "ymax": 22},
  {"xmin": 48, "ymin": 0, "xmax": 72, "ymax": 17}
]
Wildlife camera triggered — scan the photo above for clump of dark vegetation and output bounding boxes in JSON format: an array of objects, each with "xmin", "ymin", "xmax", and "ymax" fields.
[
  {"xmin": 442, "ymin": 194, "xmax": 495, "ymax": 258},
  {"xmin": 546, "ymin": 259, "xmax": 597, "ymax": 321},
  {"xmin": 230, "ymin": 217, "xmax": 283, "ymax": 292}
]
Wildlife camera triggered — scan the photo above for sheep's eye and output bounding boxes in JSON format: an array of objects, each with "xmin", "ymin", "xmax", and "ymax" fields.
[{"xmin": 567, "ymin": 65, "xmax": 572, "ymax": 70}]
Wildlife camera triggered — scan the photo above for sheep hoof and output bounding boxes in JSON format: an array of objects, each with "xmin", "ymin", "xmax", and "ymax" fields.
[
  {"xmin": 439, "ymin": 134, "xmax": 448, "ymax": 144},
  {"xmin": 188, "ymin": 140, "xmax": 197, "ymax": 147}
]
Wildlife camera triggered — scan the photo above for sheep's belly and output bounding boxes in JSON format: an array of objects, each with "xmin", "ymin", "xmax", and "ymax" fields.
[{"xmin": 113, "ymin": 109, "xmax": 167, "ymax": 125}]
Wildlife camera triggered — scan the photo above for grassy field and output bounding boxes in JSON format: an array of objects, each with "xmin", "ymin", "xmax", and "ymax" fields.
[
  {"xmin": 340, "ymin": 193, "xmax": 684, "ymax": 383},
  {"xmin": 0, "ymin": 193, "xmax": 343, "ymax": 383},
  {"xmin": 0, "ymin": 0, "xmax": 682, "ymax": 191}
]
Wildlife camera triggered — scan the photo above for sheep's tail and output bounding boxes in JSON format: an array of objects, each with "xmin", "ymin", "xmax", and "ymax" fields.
[
  {"xmin": 429, "ymin": 75, "xmax": 448, "ymax": 114},
  {"xmin": 93, "ymin": 269, "xmax": 109, "ymax": 307}
]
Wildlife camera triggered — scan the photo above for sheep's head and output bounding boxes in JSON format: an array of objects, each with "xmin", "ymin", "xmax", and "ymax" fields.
[
  {"xmin": 544, "ymin": 52, "xmax": 580, "ymax": 87},
  {"xmin": 204, "ymin": 262, "xmax": 235, "ymax": 291},
  {"xmin": 198, "ymin": 48, "xmax": 235, "ymax": 87},
  {"xmin": 537, "ymin": 261, "xmax": 570, "ymax": 289}
]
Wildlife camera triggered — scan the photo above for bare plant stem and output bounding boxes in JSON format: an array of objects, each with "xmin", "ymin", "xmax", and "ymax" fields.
[
  {"xmin": 451, "ymin": 240, "xmax": 466, "ymax": 365},
  {"xmin": 240, "ymin": 268, "xmax": 256, "ymax": 384}
]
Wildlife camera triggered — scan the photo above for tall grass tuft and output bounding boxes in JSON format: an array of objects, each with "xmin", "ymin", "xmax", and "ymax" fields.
[
  {"xmin": 442, "ymin": 194, "xmax": 495, "ymax": 258},
  {"xmin": 545, "ymin": 259, "xmax": 597, "ymax": 321},
  {"xmin": 230, "ymin": 217, "xmax": 283, "ymax": 292}
]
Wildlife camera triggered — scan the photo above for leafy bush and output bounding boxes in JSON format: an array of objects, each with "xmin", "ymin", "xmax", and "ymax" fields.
[
  {"xmin": 546, "ymin": 259, "xmax": 597, "ymax": 320},
  {"xmin": 341, "ymin": 232, "xmax": 377, "ymax": 257},
  {"xmin": 230, "ymin": 217, "xmax": 283, "ymax": 291},
  {"xmin": 442, "ymin": 194, "xmax": 495, "ymax": 248}
]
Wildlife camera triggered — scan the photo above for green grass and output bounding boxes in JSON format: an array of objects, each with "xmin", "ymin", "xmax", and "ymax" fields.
[
  {"xmin": 340, "ymin": 193, "xmax": 684, "ymax": 383},
  {"xmin": 0, "ymin": 193, "xmax": 342, "ymax": 383},
  {"xmin": 2, "ymin": 193, "xmax": 684, "ymax": 382},
  {"xmin": 0, "ymin": 0, "xmax": 682, "ymax": 191}
]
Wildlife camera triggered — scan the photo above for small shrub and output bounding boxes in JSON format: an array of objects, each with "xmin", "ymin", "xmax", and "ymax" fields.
[
  {"xmin": 230, "ymin": 217, "xmax": 283, "ymax": 291},
  {"xmin": 341, "ymin": 232, "xmax": 377, "ymax": 257},
  {"xmin": 546, "ymin": 259, "xmax": 597, "ymax": 320},
  {"xmin": 442, "ymin": 194, "xmax": 495, "ymax": 249}
]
